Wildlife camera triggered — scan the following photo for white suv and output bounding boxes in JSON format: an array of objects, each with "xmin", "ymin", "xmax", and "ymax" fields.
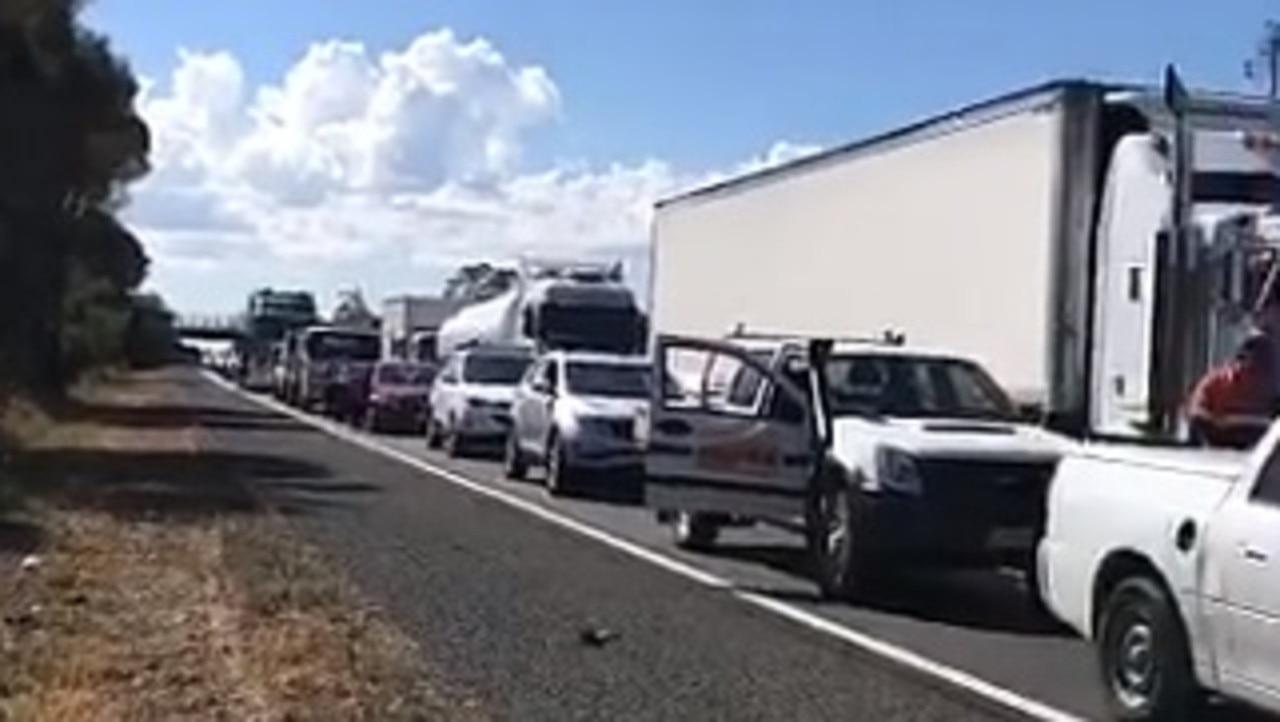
[
  {"xmin": 503, "ymin": 351, "xmax": 650, "ymax": 495},
  {"xmin": 425, "ymin": 345, "xmax": 534, "ymax": 457}
]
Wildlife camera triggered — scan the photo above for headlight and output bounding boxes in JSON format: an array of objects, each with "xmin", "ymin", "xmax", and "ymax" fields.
[{"xmin": 874, "ymin": 447, "xmax": 923, "ymax": 495}]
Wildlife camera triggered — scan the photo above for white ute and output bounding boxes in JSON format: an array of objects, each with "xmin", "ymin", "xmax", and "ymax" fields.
[
  {"xmin": 1039, "ymin": 427, "xmax": 1280, "ymax": 720},
  {"xmin": 644, "ymin": 334, "xmax": 1067, "ymax": 601}
]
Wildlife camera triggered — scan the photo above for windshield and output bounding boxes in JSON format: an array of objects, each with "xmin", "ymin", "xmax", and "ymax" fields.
[
  {"xmin": 375, "ymin": 363, "xmax": 434, "ymax": 386},
  {"xmin": 565, "ymin": 362, "xmax": 650, "ymax": 398},
  {"xmin": 305, "ymin": 332, "xmax": 380, "ymax": 362},
  {"xmin": 1193, "ymin": 171, "xmax": 1280, "ymax": 206},
  {"xmin": 538, "ymin": 304, "xmax": 645, "ymax": 354},
  {"xmin": 463, "ymin": 354, "xmax": 532, "ymax": 384},
  {"xmin": 823, "ymin": 354, "xmax": 1016, "ymax": 420}
]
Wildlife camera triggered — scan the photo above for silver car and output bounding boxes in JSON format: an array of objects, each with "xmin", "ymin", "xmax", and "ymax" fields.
[{"xmin": 503, "ymin": 350, "xmax": 650, "ymax": 495}]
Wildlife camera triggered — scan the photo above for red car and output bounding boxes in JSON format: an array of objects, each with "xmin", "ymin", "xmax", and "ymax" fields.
[{"xmin": 362, "ymin": 361, "xmax": 436, "ymax": 433}]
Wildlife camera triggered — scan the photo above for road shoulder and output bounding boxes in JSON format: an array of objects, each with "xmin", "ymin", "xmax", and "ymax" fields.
[{"xmin": 0, "ymin": 369, "xmax": 486, "ymax": 721}]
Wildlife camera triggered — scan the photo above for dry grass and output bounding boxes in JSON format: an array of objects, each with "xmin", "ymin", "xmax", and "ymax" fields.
[{"xmin": 0, "ymin": 372, "xmax": 487, "ymax": 722}]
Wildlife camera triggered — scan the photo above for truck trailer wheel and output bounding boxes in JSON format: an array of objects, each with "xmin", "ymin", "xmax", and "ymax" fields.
[
  {"xmin": 809, "ymin": 474, "xmax": 879, "ymax": 602},
  {"xmin": 1097, "ymin": 575, "xmax": 1199, "ymax": 722}
]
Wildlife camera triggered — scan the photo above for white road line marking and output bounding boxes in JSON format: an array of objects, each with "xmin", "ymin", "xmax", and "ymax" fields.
[{"xmin": 205, "ymin": 371, "xmax": 1085, "ymax": 722}]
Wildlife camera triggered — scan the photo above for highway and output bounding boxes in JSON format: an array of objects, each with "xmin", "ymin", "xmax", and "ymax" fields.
[{"xmin": 191, "ymin": 370, "xmax": 1269, "ymax": 722}]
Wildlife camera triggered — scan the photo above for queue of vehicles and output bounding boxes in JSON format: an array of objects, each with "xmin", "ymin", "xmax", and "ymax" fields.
[
  {"xmin": 638, "ymin": 68, "xmax": 1280, "ymax": 720},
  {"xmin": 220, "ymin": 67, "xmax": 1280, "ymax": 720}
]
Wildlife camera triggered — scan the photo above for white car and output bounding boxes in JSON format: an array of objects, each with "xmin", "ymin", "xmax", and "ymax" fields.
[
  {"xmin": 503, "ymin": 351, "xmax": 650, "ymax": 495},
  {"xmin": 425, "ymin": 345, "xmax": 534, "ymax": 457},
  {"xmin": 1039, "ymin": 425, "xmax": 1280, "ymax": 720},
  {"xmin": 643, "ymin": 334, "xmax": 1067, "ymax": 603}
]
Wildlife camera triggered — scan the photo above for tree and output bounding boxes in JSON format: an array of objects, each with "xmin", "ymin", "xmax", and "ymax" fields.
[{"xmin": 0, "ymin": 0, "xmax": 153, "ymax": 390}]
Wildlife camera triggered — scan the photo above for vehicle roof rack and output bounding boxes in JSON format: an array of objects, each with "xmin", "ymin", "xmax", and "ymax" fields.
[{"xmin": 728, "ymin": 324, "xmax": 906, "ymax": 347}]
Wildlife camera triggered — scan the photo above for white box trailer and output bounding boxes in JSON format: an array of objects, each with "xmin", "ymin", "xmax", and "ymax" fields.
[
  {"xmin": 651, "ymin": 79, "xmax": 1280, "ymax": 437},
  {"xmin": 381, "ymin": 295, "xmax": 458, "ymax": 361}
]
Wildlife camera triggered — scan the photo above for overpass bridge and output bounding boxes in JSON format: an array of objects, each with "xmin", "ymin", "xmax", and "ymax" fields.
[{"xmin": 174, "ymin": 313, "xmax": 245, "ymax": 341}]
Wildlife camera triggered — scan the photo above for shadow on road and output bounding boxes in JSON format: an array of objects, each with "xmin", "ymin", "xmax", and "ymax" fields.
[
  {"xmin": 56, "ymin": 398, "xmax": 312, "ymax": 434},
  {"xmin": 0, "ymin": 448, "xmax": 361, "ymax": 520},
  {"xmin": 715, "ymin": 542, "xmax": 1069, "ymax": 636}
]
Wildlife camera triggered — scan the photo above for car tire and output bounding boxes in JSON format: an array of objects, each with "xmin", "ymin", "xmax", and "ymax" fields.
[
  {"xmin": 808, "ymin": 472, "xmax": 879, "ymax": 602},
  {"xmin": 672, "ymin": 511, "xmax": 720, "ymax": 551},
  {"xmin": 424, "ymin": 417, "xmax": 443, "ymax": 449},
  {"xmin": 444, "ymin": 420, "xmax": 467, "ymax": 458},
  {"xmin": 504, "ymin": 431, "xmax": 529, "ymax": 481},
  {"xmin": 1097, "ymin": 575, "xmax": 1200, "ymax": 722},
  {"xmin": 545, "ymin": 433, "xmax": 575, "ymax": 496},
  {"xmin": 1022, "ymin": 549, "xmax": 1054, "ymax": 621}
]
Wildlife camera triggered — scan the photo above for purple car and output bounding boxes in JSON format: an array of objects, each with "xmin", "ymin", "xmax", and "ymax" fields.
[{"xmin": 363, "ymin": 361, "xmax": 436, "ymax": 433}]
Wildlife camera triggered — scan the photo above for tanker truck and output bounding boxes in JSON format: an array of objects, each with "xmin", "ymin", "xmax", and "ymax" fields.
[{"xmin": 435, "ymin": 258, "xmax": 648, "ymax": 359}]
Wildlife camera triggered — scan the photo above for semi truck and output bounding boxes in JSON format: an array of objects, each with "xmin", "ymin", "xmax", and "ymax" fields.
[
  {"xmin": 649, "ymin": 72, "xmax": 1280, "ymax": 442},
  {"xmin": 435, "ymin": 257, "xmax": 648, "ymax": 360},
  {"xmin": 236, "ymin": 288, "xmax": 319, "ymax": 389},
  {"xmin": 637, "ymin": 69, "xmax": 1280, "ymax": 625},
  {"xmin": 380, "ymin": 295, "xmax": 458, "ymax": 362}
]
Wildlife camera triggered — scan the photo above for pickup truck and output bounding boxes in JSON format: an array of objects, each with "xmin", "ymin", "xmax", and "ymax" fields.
[
  {"xmin": 643, "ymin": 334, "xmax": 1067, "ymax": 602},
  {"xmin": 1039, "ymin": 426, "xmax": 1280, "ymax": 720}
]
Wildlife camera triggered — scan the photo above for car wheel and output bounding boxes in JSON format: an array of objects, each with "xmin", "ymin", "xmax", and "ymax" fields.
[
  {"xmin": 444, "ymin": 420, "xmax": 467, "ymax": 458},
  {"xmin": 424, "ymin": 415, "xmax": 441, "ymax": 449},
  {"xmin": 672, "ymin": 511, "xmax": 720, "ymax": 551},
  {"xmin": 1097, "ymin": 576, "xmax": 1200, "ymax": 722},
  {"xmin": 809, "ymin": 473, "xmax": 879, "ymax": 602},
  {"xmin": 504, "ymin": 431, "xmax": 529, "ymax": 480},
  {"xmin": 1022, "ymin": 549, "xmax": 1054, "ymax": 621},
  {"xmin": 545, "ymin": 433, "xmax": 575, "ymax": 496}
]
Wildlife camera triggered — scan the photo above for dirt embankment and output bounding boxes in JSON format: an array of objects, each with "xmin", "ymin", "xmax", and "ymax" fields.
[{"xmin": 0, "ymin": 371, "xmax": 487, "ymax": 722}]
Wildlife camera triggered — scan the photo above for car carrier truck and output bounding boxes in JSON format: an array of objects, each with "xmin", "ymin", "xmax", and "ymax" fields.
[{"xmin": 650, "ymin": 71, "xmax": 1280, "ymax": 442}]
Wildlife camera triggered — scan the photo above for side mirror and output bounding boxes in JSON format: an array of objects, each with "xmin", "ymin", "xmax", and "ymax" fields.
[{"xmin": 1015, "ymin": 402, "xmax": 1042, "ymax": 423}]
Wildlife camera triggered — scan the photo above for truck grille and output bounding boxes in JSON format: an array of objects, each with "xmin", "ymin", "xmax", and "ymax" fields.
[
  {"xmin": 914, "ymin": 458, "xmax": 1056, "ymax": 529},
  {"xmin": 603, "ymin": 418, "xmax": 635, "ymax": 440}
]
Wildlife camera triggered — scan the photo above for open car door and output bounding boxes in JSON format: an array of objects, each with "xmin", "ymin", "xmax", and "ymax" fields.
[{"xmin": 643, "ymin": 334, "xmax": 822, "ymax": 525}]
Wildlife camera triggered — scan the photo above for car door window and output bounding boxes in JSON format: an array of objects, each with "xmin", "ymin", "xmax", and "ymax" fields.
[
  {"xmin": 544, "ymin": 359, "xmax": 559, "ymax": 395},
  {"xmin": 764, "ymin": 355, "xmax": 811, "ymax": 425},
  {"xmin": 1251, "ymin": 442, "xmax": 1280, "ymax": 506},
  {"xmin": 440, "ymin": 357, "xmax": 460, "ymax": 384},
  {"xmin": 522, "ymin": 359, "xmax": 544, "ymax": 390}
]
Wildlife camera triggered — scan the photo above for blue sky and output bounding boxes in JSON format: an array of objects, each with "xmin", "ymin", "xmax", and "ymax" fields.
[
  {"xmin": 83, "ymin": 1, "xmax": 1280, "ymax": 313},
  {"xmin": 90, "ymin": 0, "xmax": 1278, "ymax": 171}
]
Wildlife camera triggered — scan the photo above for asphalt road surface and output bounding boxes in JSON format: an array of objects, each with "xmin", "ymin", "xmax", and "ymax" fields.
[{"xmin": 185, "ymin": 369, "xmax": 1272, "ymax": 722}]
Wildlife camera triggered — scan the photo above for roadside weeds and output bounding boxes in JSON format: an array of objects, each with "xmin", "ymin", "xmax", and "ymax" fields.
[{"xmin": 0, "ymin": 370, "xmax": 488, "ymax": 722}]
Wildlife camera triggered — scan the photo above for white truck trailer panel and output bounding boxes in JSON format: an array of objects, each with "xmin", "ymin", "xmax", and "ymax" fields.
[{"xmin": 652, "ymin": 104, "xmax": 1061, "ymax": 401}]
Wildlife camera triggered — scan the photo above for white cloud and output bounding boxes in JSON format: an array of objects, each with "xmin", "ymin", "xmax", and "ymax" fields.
[{"xmin": 124, "ymin": 28, "xmax": 819, "ymax": 311}]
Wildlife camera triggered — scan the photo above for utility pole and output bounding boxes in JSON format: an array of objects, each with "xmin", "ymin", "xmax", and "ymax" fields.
[{"xmin": 1246, "ymin": 20, "xmax": 1280, "ymax": 99}]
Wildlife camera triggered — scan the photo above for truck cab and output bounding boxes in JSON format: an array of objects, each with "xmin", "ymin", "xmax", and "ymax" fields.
[
  {"xmin": 1090, "ymin": 124, "xmax": 1280, "ymax": 440},
  {"xmin": 642, "ymin": 333, "xmax": 1067, "ymax": 601},
  {"xmin": 1039, "ymin": 423, "xmax": 1280, "ymax": 720}
]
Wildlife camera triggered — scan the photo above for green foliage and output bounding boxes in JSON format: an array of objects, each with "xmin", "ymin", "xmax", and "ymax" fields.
[
  {"xmin": 0, "ymin": 0, "xmax": 156, "ymax": 390},
  {"xmin": 60, "ymin": 258, "xmax": 130, "ymax": 373}
]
